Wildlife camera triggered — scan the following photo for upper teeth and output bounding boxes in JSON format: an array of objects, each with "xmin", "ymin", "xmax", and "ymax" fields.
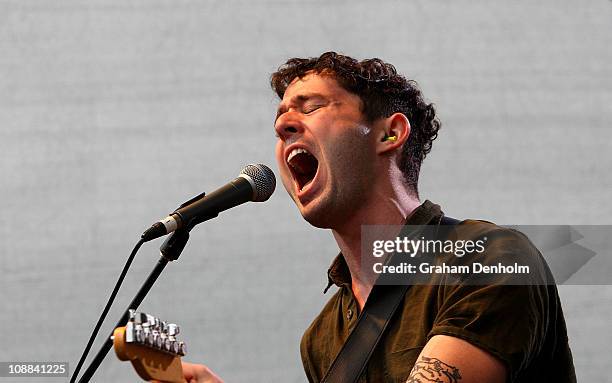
[{"xmin": 287, "ymin": 148, "xmax": 310, "ymax": 163}]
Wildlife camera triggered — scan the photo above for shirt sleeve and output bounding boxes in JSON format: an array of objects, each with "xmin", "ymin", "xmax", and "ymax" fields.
[{"xmin": 428, "ymin": 222, "xmax": 554, "ymax": 381}]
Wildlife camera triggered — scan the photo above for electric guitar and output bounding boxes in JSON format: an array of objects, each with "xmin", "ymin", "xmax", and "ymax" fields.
[{"xmin": 113, "ymin": 310, "xmax": 187, "ymax": 383}]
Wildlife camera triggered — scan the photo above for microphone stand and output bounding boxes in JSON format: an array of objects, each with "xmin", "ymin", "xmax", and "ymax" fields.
[{"xmin": 77, "ymin": 213, "xmax": 216, "ymax": 383}]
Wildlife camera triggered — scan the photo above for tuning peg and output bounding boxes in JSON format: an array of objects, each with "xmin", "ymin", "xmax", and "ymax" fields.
[
  {"xmin": 161, "ymin": 334, "xmax": 171, "ymax": 352},
  {"xmin": 143, "ymin": 327, "xmax": 153, "ymax": 345},
  {"xmin": 136, "ymin": 312, "xmax": 147, "ymax": 324},
  {"xmin": 129, "ymin": 311, "xmax": 148, "ymax": 325},
  {"xmin": 167, "ymin": 323, "xmax": 180, "ymax": 336},
  {"xmin": 152, "ymin": 332, "xmax": 162, "ymax": 349},
  {"xmin": 171, "ymin": 341, "xmax": 180, "ymax": 355},
  {"xmin": 135, "ymin": 327, "xmax": 145, "ymax": 343},
  {"xmin": 145, "ymin": 314, "xmax": 155, "ymax": 327},
  {"xmin": 126, "ymin": 321, "xmax": 135, "ymax": 343}
]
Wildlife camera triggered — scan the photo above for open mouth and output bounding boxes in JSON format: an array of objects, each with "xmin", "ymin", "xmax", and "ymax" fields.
[{"xmin": 287, "ymin": 148, "xmax": 319, "ymax": 191}]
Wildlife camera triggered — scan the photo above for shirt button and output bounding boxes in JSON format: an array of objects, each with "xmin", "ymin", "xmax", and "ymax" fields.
[{"xmin": 347, "ymin": 309, "xmax": 353, "ymax": 320}]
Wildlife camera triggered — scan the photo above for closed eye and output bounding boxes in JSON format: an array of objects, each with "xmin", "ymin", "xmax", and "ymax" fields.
[{"xmin": 304, "ymin": 104, "xmax": 324, "ymax": 114}]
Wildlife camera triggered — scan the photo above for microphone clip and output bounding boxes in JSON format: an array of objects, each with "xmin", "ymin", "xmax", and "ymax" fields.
[{"xmin": 159, "ymin": 193, "xmax": 218, "ymax": 261}]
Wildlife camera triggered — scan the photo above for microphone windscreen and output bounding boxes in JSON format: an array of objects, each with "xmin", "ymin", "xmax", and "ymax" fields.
[{"xmin": 241, "ymin": 164, "xmax": 276, "ymax": 202}]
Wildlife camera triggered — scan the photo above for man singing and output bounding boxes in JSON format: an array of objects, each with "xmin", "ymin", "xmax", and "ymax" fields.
[{"xmin": 182, "ymin": 52, "xmax": 576, "ymax": 383}]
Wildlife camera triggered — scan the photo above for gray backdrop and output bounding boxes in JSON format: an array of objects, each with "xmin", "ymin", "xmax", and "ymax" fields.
[{"xmin": 0, "ymin": 1, "xmax": 610, "ymax": 382}]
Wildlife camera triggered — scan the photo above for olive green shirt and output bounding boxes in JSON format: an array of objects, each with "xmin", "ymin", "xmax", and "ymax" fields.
[{"xmin": 300, "ymin": 201, "xmax": 576, "ymax": 382}]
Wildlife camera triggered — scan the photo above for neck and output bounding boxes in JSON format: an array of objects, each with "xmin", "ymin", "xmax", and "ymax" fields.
[{"xmin": 331, "ymin": 168, "xmax": 421, "ymax": 310}]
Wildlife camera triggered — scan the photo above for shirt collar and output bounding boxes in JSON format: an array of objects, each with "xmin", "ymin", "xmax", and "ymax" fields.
[{"xmin": 323, "ymin": 200, "xmax": 443, "ymax": 293}]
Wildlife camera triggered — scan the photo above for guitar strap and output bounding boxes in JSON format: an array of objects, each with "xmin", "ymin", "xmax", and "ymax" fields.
[{"xmin": 320, "ymin": 215, "xmax": 460, "ymax": 383}]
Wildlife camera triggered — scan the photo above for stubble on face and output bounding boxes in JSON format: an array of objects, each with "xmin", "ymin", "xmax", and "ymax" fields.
[{"xmin": 304, "ymin": 126, "xmax": 375, "ymax": 229}]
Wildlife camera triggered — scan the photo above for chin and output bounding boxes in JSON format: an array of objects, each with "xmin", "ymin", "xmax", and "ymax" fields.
[
  {"xmin": 303, "ymin": 213, "xmax": 333, "ymax": 229},
  {"xmin": 298, "ymin": 197, "xmax": 342, "ymax": 229},
  {"xmin": 294, "ymin": 199, "xmax": 324, "ymax": 228}
]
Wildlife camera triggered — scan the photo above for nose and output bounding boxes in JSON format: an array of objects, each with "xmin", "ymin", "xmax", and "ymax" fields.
[{"xmin": 274, "ymin": 112, "xmax": 304, "ymax": 141}]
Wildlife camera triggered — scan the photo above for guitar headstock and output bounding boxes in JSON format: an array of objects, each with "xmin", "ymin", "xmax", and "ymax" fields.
[{"xmin": 113, "ymin": 310, "xmax": 186, "ymax": 383}]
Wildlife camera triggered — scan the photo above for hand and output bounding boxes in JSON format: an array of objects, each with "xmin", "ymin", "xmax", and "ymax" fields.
[{"xmin": 181, "ymin": 361, "xmax": 224, "ymax": 383}]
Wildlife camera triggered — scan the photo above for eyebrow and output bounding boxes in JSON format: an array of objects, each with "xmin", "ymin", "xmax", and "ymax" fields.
[{"xmin": 275, "ymin": 93, "xmax": 327, "ymax": 121}]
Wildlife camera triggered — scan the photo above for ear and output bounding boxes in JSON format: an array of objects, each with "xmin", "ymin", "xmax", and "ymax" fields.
[{"xmin": 376, "ymin": 113, "xmax": 410, "ymax": 155}]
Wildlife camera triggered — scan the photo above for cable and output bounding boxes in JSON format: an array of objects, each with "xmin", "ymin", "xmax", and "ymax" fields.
[{"xmin": 70, "ymin": 238, "xmax": 145, "ymax": 383}]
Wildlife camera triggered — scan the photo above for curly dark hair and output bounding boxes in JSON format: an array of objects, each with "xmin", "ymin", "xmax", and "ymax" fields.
[{"xmin": 270, "ymin": 51, "xmax": 441, "ymax": 197}]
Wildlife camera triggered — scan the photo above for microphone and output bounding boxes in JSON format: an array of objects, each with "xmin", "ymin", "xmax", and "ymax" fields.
[{"xmin": 141, "ymin": 164, "xmax": 276, "ymax": 242}]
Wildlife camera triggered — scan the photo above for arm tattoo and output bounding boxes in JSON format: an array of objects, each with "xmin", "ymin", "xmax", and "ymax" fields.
[{"xmin": 405, "ymin": 355, "xmax": 462, "ymax": 383}]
